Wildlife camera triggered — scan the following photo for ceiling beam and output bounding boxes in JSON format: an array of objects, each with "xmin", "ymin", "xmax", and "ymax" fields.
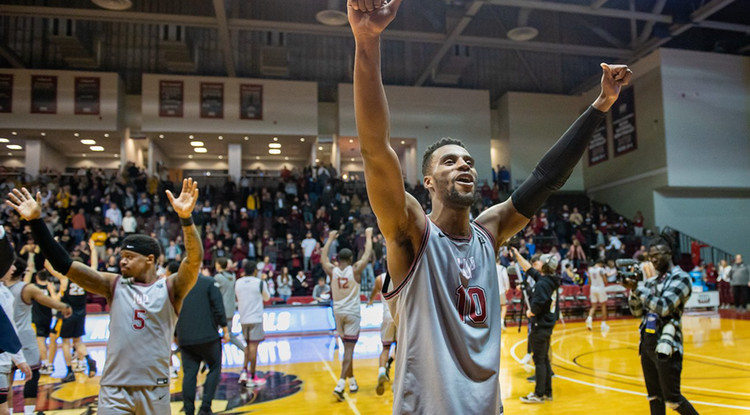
[
  {"xmin": 486, "ymin": 0, "xmax": 672, "ymax": 23},
  {"xmin": 698, "ymin": 20, "xmax": 750, "ymax": 34},
  {"xmin": 458, "ymin": 35, "xmax": 631, "ymax": 59},
  {"xmin": 570, "ymin": 0, "xmax": 738, "ymax": 94},
  {"xmin": 0, "ymin": 43, "xmax": 25, "ymax": 68},
  {"xmin": 0, "ymin": 5, "xmax": 216, "ymax": 27},
  {"xmin": 590, "ymin": 0, "xmax": 611, "ymax": 9},
  {"xmin": 637, "ymin": 0, "xmax": 668, "ymax": 45},
  {"xmin": 212, "ymin": 0, "xmax": 236, "ymax": 77},
  {"xmin": 574, "ymin": 17, "xmax": 627, "ymax": 49},
  {"xmin": 414, "ymin": 1, "xmax": 484, "ymax": 86}
]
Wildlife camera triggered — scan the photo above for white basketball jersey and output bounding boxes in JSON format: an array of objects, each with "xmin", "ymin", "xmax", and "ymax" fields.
[
  {"xmin": 235, "ymin": 276, "xmax": 267, "ymax": 324},
  {"xmin": 589, "ymin": 265, "xmax": 605, "ymax": 288},
  {"xmin": 384, "ymin": 217, "xmax": 501, "ymax": 414},
  {"xmin": 332, "ymin": 265, "xmax": 360, "ymax": 317},
  {"xmin": 100, "ymin": 276, "xmax": 177, "ymax": 387}
]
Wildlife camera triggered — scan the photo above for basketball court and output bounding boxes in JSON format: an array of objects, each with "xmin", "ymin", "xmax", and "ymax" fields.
[{"xmin": 10, "ymin": 311, "xmax": 750, "ymax": 414}]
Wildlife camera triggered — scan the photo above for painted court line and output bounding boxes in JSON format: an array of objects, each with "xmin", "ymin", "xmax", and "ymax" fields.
[
  {"xmin": 510, "ymin": 337, "xmax": 750, "ymax": 411},
  {"xmin": 314, "ymin": 348, "xmax": 362, "ymax": 415}
]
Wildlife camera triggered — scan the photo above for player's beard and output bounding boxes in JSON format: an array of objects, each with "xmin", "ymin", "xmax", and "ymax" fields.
[{"xmin": 445, "ymin": 183, "xmax": 475, "ymax": 208}]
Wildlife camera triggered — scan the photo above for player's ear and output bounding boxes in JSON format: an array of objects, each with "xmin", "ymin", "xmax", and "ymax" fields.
[
  {"xmin": 147, "ymin": 254, "xmax": 156, "ymax": 265},
  {"xmin": 423, "ymin": 175, "xmax": 434, "ymax": 191}
]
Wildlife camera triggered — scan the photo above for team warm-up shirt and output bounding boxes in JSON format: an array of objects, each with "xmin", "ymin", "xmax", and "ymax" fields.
[
  {"xmin": 100, "ymin": 277, "xmax": 177, "ymax": 387},
  {"xmin": 235, "ymin": 276, "xmax": 269, "ymax": 324},
  {"xmin": 31, "ymin": 282, "xmax": 53, "ymax": 321},
  {"xmin": 384, "ymin": 217, "xmax": 501, "ymax": 414},
  {"xmin": 8, "ymin": 282, "xmax": 36, "ymax": 348},
  {"xmin": 331, "ymin": 265, "xmax": 360, "ymax": 317}
]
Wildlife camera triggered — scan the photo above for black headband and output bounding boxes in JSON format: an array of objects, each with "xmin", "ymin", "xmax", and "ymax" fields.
[{"xmin": 121, "ymin": 236, "xmax": 161, "ymax": 258}]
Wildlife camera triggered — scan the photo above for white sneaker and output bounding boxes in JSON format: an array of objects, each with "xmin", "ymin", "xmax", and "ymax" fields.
[
  {"xmin": 349, "ymin": 378, "xmax": 359, "ymax": 393},
  {"xmin": 39, "ymin": 364, "xmax": 53, "ymax": 375},
  {"xmin": 333, "ymin": 379, "xmax": 346, "ymax": 401},
  {"xmin": 585, "ymin": 316, "xmax": 593, "ymax": 331},
  {"xmin": 74, "ymin": 359, "xmax": 86, "ymax": 372},
  {"xmin": 238, "ymin": 370, "xmax": 248, "ymax": 385},
  {"xmin": 601, "ymin": 321, "xmax": 610, "ymax": 331},
  {"xmin": 376, "ymin": 370, "xmax": 387, "ymax": 396},
  {"xmin": 520, "ymin": 353, "xmax": 532, "ymax": 365},
  {"xmin": 520, "ymin": 392, "xmax": 545, "ymax": 404}
]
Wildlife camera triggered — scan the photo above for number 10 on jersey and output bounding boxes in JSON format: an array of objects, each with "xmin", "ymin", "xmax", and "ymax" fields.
[{"xmin": 455, "ymin": 286, "xmax": 487, "ymax": 324}]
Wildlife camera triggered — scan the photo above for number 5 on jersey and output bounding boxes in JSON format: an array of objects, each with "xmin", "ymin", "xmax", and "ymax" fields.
[{"xmin": 133, "ymin": 309, "xmax": 147, "ymax": 330}]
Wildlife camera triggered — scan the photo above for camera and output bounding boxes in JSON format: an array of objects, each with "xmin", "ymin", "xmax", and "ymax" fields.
[{"xmin": 615, "ymin": 259, "xmax": 644, "ymax": 283}]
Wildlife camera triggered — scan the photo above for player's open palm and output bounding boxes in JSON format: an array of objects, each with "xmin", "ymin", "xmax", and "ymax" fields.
[
  {"xmin": 166, "ymin": 178, "xmax": 199, "ymax": 219},
  {"xmin": 348, "ymin": 0, "xmax": 403, "ymax": 38},
  {"xmin": 6, "ymin": 188, "xmax": 42, "ymax": 221}
]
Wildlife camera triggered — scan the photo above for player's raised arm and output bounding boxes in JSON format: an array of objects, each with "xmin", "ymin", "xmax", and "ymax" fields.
[
  {"xmin": 6, "ymin": 188, "xmax": 116, "ymax": 300},
  {"xmin": 320, "ymin": 231, "xmax": 338, "ymax": 277},
  {"xmin": 476, "ymin": 63, "xmax": 632, "ymax": 247},
  {"xmin": 349, "ymin": 0, "xmax": 425, "ymax": 287},
  {"xmin": 166, "ymin": 178, "xmax": 203, "ymax": 312},
  {"xmin": 353, "ymin": 227, "xmax": 374, "ymax": 282}
]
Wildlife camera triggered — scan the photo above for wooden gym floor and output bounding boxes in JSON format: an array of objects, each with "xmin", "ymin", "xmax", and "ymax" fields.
[{"xmin": 10, "ymin": 311, "xmax": 750, "ymax": 414}]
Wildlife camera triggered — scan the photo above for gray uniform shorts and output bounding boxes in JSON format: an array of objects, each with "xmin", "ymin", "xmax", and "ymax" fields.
[
  {"xmin": 98, "ymin": 385, "xmax": 171, "ymax": 415},
  {"xmin": 242, "ymin": 323, "xmax": 265, "ymax": 343}
]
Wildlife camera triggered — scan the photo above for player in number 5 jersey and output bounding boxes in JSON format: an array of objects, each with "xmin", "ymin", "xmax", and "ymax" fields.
[
  {"xmin": 348, "ymin": 1, "xmax": 631, "ymax": 412},
  {"xmin": 321, "ymin": 227, "xmax": 373, "ymax": 401},
  {"xmin": 6, "ymin": 178, "xmax": 203, "ymax": 415}
]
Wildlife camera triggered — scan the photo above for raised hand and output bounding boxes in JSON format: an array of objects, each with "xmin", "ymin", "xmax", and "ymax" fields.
[
  {"xmin": 599, "ymin": 63, "xmax": 632, "ymax": 103},
  {"xmin": 328, "ymin": 230, "xmax": 339, "ymax": 241},
  {"xmin": 166, "ymin": 178, "xmax": 199, "ymax": 219},
  {"xmin": 348, "ymin": 0, "xmax": 403, "ymax": 39},
  {"xmin": 6, "ymin": 188, "xmax": 42, "ymax": 221},
  {"xmin": 365, "ymin": 227, "xmax": 373, "ymax": 238}
]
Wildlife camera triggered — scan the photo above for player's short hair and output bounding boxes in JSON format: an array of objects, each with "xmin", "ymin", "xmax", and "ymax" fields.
[
  {"xmin": 166, "ymin": 261, "xmax": 180, "ymax": 274},
  {"xmin": 338, "ymin": 248, "xmax": 353, "ymax": 263},
  {"xmin": 216, "ymin": 257, "xmax": 228, "ymax": 269},
  {"xmin": 11, "ymin": 257, "xmax": 26, "ymax": 280},
  {"xmin": 530, "ymin": 253, "xmax": 542, "ymax": 263},
  {"xmin": 244, "ymin": 261, "xmax": 257, "ymax": 276},
  {"xmin": 36, "ymin": 270, "xmax": 49, "ymax": 282},
  {"xmin": 422, "ymin": 137, "xmax": 468, "ymax": 176}
]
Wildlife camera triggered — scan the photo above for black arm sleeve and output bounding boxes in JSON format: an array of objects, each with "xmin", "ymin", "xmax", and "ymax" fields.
[
  {"xmin": 511, "ymin": 106, "xmax": 607, "ymax": 218},
  {"xmin": 208, "ymin": 283, "xmax": 227, "ymax": 328},
  {"xmin": 28, "ymin": 219, "xmax": 73, "ymax": 275}
]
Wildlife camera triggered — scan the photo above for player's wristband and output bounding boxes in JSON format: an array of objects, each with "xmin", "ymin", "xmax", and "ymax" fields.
[{"xmin": 179, "ymin": 216, "xmax": 194, "ymax": 227}]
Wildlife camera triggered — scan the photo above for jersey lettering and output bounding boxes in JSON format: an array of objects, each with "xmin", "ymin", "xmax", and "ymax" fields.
[
  {"xmin": 69, "ymin": 283, "xmax": 85, "ymax": 296},
  {"xmin": 133, "ymin": 309, "xmax": 146, "ymax": 330},
  {"xmin": 337, "ymin": 277, "xmax": 349, "ymax": 290},
  {"xmin": 455, "ymin": 285, "xmax": 487, "ymax": 324}
]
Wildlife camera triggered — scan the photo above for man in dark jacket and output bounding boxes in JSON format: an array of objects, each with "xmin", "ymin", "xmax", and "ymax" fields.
[
  {"xmin": 175, "ymin": 263, "xmax": 231, "ymax": 415},
  {"xmin": 516, "ymin": 251, "xmax": 561, "ymax": 404}
]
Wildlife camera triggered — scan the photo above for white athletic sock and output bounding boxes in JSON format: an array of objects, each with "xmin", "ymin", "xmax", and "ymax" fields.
[
  {"xmin": 337, "ymin": 378, "xmax": 346, "ymax": 387},
  {"xmin": 24, "ymin": 405, "xmax": 35, "ymax": 415},
  {"xmin": 379, "ymin": 367, "xmax": 386, "ymax": 376}
]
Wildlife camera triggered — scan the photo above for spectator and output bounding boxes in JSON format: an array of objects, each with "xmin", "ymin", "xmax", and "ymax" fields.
[
  {"xmin": 71, "ymin": 208, "xmax": 87, "ymax": 244},
  {"xmin": 301, "ymin": 232, "xmax": 317, "ymax": 272},
  {"xmin": 728, "ymin": 254, "xmax": 749, "ymax": 311},
  {"xmin": 312, "ymin": 277, "xmax": 331, "ymax": 304},
  {"xmin": 276, "ymin": 268, "xmax": 292, "ymax": 301},
  {"xmin": 231, "ymin": 237, "xmax": 247, "ymax": 264},
  {"xmin": 121, "ymin": 211, "xmax": 137, "ymax": 234},
  {"xmin": 292, "ymin": 270, "xmax": 310, "ymax": 297},
  {"xmin": 213, "ymin": 258, "xmax": 244, "ymax": 352}
]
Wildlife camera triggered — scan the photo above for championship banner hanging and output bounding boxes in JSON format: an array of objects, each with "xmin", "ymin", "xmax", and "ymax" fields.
[
  {"xmin": 0, "ymin": 74, "xmax": 12, "ymax": 113},
  {"xmin": 159, "ymin": 80, "xmax": 184, "ymax": 117},
  {"xmin": 75, "ymin": 77, "xmax": 101, "ymax": 115},
  {"xmin": 588, "ymin": 120, "xmax": 609, "ymax": 166},
  {"xmin": 240, "ymin": 84, "xmax": 263, "ymax": 120},
  {"xmin": 613, "ymin": 86, "xmax": 637, "ymax": 157},
  {"xmin": 31, "ymin": 75, "xmax": 57, "ymax": 114},
  {"xmin": 200, "ymin": 82, "xmax": 224, "ymax": 119}
]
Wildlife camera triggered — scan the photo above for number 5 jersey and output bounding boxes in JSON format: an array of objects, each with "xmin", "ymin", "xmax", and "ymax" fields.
[{"xmin": 100, "ymin": 276, "xmax": 177, "ymax": 387}]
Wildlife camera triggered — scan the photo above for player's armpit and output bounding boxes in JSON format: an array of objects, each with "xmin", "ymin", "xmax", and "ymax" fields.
[{"xmin": 475, "ymin": 199, "xmax": 530, "ymax": 250}]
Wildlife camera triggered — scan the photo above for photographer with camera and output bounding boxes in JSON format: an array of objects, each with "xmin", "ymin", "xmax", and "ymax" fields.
[
  {"xmin": 621, "ymin": 236, "xmax": 698, "ymax": 415},
  {"xmin": 512, "ymin": 247, "xmax": 561, "ymax": 404}
]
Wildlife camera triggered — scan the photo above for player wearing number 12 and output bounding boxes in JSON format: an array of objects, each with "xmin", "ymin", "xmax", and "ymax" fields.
[
  {"xmin": 348, "ymin": 0, "xmax": 631, "ymax": 412},
  {"xmin": 6, "ymin": 178, "xmax": 203, "ymax": 415},
  {"xmin": 322, "ymin": 227, "xmax": 373, "ymax": 401}
]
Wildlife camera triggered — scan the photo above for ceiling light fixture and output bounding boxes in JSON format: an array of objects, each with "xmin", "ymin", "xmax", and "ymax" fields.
[
  {"xmin": 218, "ymin": 155, "xmax": 223, "ymax": 159},
  {"xmin": 90, "ymin": 146, "xmax": 105, "ymax": 151},
  {"xmin": 7, "ymin": 144, "xmax": 22, "ymax": 150},
  {"xmin": 244, "ymin": 136, "xmax": 249, "ymax": 141},
  {"xmin": 159, "ymin": 134, "xmax": 165, "ymax": 139},
  {"xmin": 315, "ymin": 158, "xmax": 320, "ymax": 163},
  {"xmin": 104, "ymin": 133, "xmax": 109, "ymax": 138},
  {"xmin": 300, "ymin": 138, "xmax": 305, "ymax": 142},
  {"xmin": 189, "ymin": 155, "xmax": 193, "ymax": 159},
  {"xmin": 7, "ymin": 153, "xmax": 11, "ymax": 156},
  {"xmin": 190, "ymin": 141, "xmax": 204, "ymax": 147},
  {"xmin": 189, "ymin": 135, "xmax": 194, "ymax": 139},
  {"xmin": 284, "ymin": 156, "xmax": 289, "ymax": 160},
  {"xmin": 401, "ymin": 140, "xmax": 405, "ymax": 145},
  {"xmin": 82, "ymin": 153, "xmax": 86, "ymax": 157},
  {"xmin": 91, "ymin": 0, "xmax": 133, "ymax": 11},
  {"xmin": 349, "ymin": 139, "xmax": 354, "ymax": 143},
  {"xmin": 255, "ymin": 156, "xmax": 260, "ymax": 160},
  {"xmin": 318, "ymin": 146, "xmax": 323, "ymax": 151},
  {"xmin": 114, "ymin": 154, "xmax": 119, "ymax": 158},
  {"xmin": 268, "ymin": 143, "xmax": 281, "ymax": 149},
  {"xmin": 268, "ymin": 149, "xmax": 281, "ymax": 155},
  {"xmin": 0, "ymin": 138, "xmax": 8, "ymax": 143},
  {"xmin": 40, "ymin": 132, "xmax": 46, "ymax": 136},
  {"xmin": 351, "ymin": 158, "xmax": 355, "ymax": 161},
  {"xmin": 11, "ymin": 131, "xmax": 17, "ymax": 135},
  {"xmin": 194, "ymin": 147, "xmax": 208, "ymax": 153},
  {"xmin": 81, "ymin": 139, "xmax": 96, "ymax": 145},
  {"xmin": 74, "ymin": 133, "xmax": 79, "ymax": 137},
  {"xmin": 273, "ymin": 137, "xmax": 279, "ymax": 142},
  {"xmin": 218, "ymin": 136, "xmax": 223, "ymax": 140}
]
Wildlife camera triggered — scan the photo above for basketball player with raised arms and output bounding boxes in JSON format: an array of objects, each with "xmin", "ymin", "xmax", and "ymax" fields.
[
  {"xmin": 321, "ymin": 226, "xmax": 373, "ymax": 401},
  {"xmin": 348, "ymin": 1, "xmax": 631, "ymax": 413},
  {"xmin": 6, "ymin": 178, "xmax": 203, "ymax": 415}
]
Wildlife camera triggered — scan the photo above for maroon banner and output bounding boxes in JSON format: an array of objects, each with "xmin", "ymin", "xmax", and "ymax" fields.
[
  {"xmin": 200, "ymin": 82, "xmax": 224, "ymax": 119},
  {"xmin": 0, "ymin": 74, "xmax": 12, "ymax": 113},
  {"xmin": 588, "ymin": 121, "xmax": 609, "ymax": 166},
  {"xmin": 74, "ymin": 77, "xmax": 100, "ymax": 115},
  {"xmin": 239, "ymin": 84, "xmax": 263, "ymax": 120},
  {"xmin": 159, "ymin": 80, "xmax": 184, "ymax": 117},
  {"xmin": 613, "ymin": 86, "xmax": 637, "ymax": 157},
  {"xmin": 31, "ymin": 75, "xmax": 57, "ymax": 114}
]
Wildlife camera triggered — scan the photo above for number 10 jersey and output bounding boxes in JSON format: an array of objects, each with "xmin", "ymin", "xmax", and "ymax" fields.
[
  {"xmin": 384, "ymin": 217, "xmax": 502, "ymax": 415},
  {"xmin": 100, "ymin": 276, "xmax": 178, "ymax": 387}
]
